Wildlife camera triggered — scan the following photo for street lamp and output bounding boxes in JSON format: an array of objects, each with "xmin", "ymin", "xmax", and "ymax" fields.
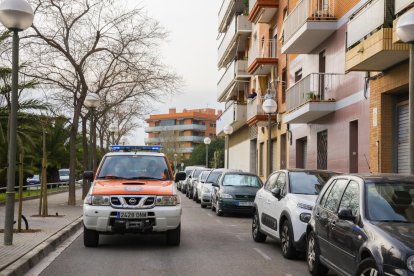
[
  {"xmin": 0, "ymin": 0, "xmax": 34, "ymax": 246},
  {"xmin": 84, "ymin": 93, "xmax": 100, "ymax": 172},
  {"xmin": 120, "ymin": 137, "xmax": 128, "ymax": 145},
  {"xmin": 108, "ymin": 123, "xmax": 117, "ymax": 145},
  {"xmin": 173, "ymin": 153, "xmax": 178, "ymax": 172},
  {"xmin": 204, "ymin": 137, "xmax": 211, "ymax": 168},
  {"xmin": 223, "ymin": 125, "xmax": 233, "ymax": 169},
  {"xmin": 396, "ymin": 9, "xmax": 414, "ymax": 174},
  {"xmin": 262, "ymin": 97, "xmax": 277, "ymax": 178}
]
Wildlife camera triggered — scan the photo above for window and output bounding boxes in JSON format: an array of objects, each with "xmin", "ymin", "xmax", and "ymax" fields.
[
  {"xmin": 320, "ymin": 180, "xmax": 335, "ymax": 207},
  {"xmin": 289, "ymin": 171, "xmax": 338, "ymax": 195},
  {"xmin": 265, "ymin": 173, "xmax": 279, "ymax": 191},
  {"xmin": 339, "ymin": 181, "xmax": 360, "ymax": 216},
  {"xmin": 295, "ymin": 69, "xmax": 302, "ymax": 82},
  {"xmin": 282, "ymin": 68, "xmax": 287, "ymax": 103},
  {"xmin": 259, "ymin": 142, "xmax": 264, "ymax": 176},
  {"xmin": 317, "ymin": 130, "xmax": 328, "ymax": 170},
  {"xmin": 276, "ymin": 173, "xmax": 286, "ymax": 195},
  {"xmin": 323, "ymin": 179, "xmax": 348, "ymax": 212}
]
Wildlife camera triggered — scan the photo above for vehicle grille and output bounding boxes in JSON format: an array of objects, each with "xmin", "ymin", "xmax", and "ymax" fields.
[
  {"xmin": 110, "ymin": 195, "xmax": 156, "ymax": 209},
  {"xmin": 234, "ymin": 195, "xmax": 255, "ymax": 200}
]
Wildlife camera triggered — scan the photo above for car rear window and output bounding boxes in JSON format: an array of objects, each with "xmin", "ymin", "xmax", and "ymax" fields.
[
  {"xmin": 222, "ymin": 174, "xmax": 262, "ymax": 187},
  {"xmin": 289, "ymin": 171, "xmax": 337, "ymax": 195},
  {"xmin": 97, "ymin": 155, "xmax": 171, "ymax": 180}
]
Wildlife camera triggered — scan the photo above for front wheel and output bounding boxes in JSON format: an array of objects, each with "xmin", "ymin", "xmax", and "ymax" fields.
[
  {"xmin": 83, "ymin": 226, "xmax": 99, "ymax": 247},
  {"xmin": 215, "ymin": 203, "xmax": 223, "ymax": 216},
  {"xmin": 307, "ymin": 231, "xmax": 328, "ymax": 276},
  {"xmin": 281, "ymin": 220, "xmax": 298, "ymax": 259},
  {"xmin": 166, "ymin": 225, "xmax": 181, "ymax": 246},
  {"xmin": 252, "ymin": 211, "xmax": 267, "ymax": 242},
  {"xmin": 356, "ymin": 258, "xmax": 379, "ymax": 276}
]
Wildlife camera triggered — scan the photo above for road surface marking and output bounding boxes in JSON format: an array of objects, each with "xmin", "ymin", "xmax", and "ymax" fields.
[
  {"xmin": 216, "ymin": 219, "xmax": 223, "ymax": 224},
  {"xmin": 207, "ymin": 213, "xmax": 213, "ymax": 217},
  {"xmin": 26, "ymin": 228, "xmax": 83, "ymax": 276},
  {"xmin": 253, "ymin": 248, "xmax": 272, "ymax": 261}
]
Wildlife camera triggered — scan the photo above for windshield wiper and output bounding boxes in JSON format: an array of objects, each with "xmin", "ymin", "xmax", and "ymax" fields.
[
  {"xmin": 377, "ymin": 220, "xmax": 410, "ymax": 223},
  {"xmin": 126, "ymin": 176, "xmax": 163, "ymax": 180},
  {"xmin": 97, "ymin": 175, "xmax": 125, "ymax": 179}
]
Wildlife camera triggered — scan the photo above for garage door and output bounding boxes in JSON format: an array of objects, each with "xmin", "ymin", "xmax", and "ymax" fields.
[{"xmin": 398, "ymin": 103, "xmax": 409, "ymax": 174}]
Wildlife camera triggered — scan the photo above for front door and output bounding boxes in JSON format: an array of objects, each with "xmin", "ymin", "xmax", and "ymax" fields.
[
  {"xmin": 266, "ymin": 172, "xmax": 287, "ymax": 238},
  {"xmin": 349, "ymin": 120, "xmax": 358, "ymax": 173},
  {"xmin": 259, "ymin": 172, "xmax": 279, "ymax": 234}
]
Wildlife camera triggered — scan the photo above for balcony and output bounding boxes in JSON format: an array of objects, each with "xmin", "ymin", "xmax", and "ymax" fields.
[
  {"xmin": 145, "ymin": 124, "xmax": 207, "ymax": 133},
  {"xmin": 395, "ymin": 0, "xmax": 413, "ymax": 15},
  {"xmin": 144, "ymin": 136, "xmax": 205, "ymax": 144},
  {"xmin": 345, "ymin": 0, "xmax": 409, "ymax": 71},
  {"xmin": 217, "ymin": 59, "xmax": 250, "ymax": 102},
  {"xmin": 246, "ymin": 96, "xmax": 277, "ymax": 126},
  {"xmin": 248, "ymin": 0, "xmax": 278, "ymax": 23},
  {"xmin": 216, "ymin": 102, "xmax": 247, "ymax": 135},
  {"xmin": 218, "ymin": 15, "xmax": 252, "ymax": 68},
  {"xmin": 247, "ymin": 39, "xmax": 278, "ymax": 74},
  {"xmin": 218, "ymin": 0, "xmax": 247, "ymax": 33},
  {"xmin": 281, "ymin": 0, "xmax": 337, "ymax": 54},
  {"xmin": 285, "ymin": 73, "xmax": 352, "ymax": 124}
]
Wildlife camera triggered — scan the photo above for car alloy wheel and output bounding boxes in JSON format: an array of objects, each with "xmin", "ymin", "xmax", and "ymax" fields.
[
  {"xmin": 252, "ymin": 211, "xmax": 266, "ymax": 242},
  {"xmin": 307, "ymin": 234, "xmax": 316, "ymax": 270},
  {"xmin": 281, "ymin": 223, "xmax": 290, "ymax": 255},
  {"xmin": 357, "ymin": 258, "xmax": 380, "ymax": 276},
  {"xmin": 306, "ymin": 231, "xmax": 328, "ymax": 276},
  {"xmin": 281, "ymin": 220, "xmax": 298, "ymax": 259},
  {"xmin": 360, "ymin": 268, "xmax": 378, "ymax": 276}
]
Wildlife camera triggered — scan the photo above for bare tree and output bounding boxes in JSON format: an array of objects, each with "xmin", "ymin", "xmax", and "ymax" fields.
[{"xmin": 22, "ymin": 0, "xmax": 181, "ymax": 205}]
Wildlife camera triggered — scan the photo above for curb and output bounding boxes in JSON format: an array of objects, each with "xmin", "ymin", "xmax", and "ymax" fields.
[{"xmin": 0, "ymin": 217, "xmax": 83, "ymax": 276}]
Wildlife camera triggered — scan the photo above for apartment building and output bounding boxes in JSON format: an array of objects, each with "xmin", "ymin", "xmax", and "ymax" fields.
[
  {"xmin": 145, "ymin": 108, "xmax": 219, "ymax": 160},
  {"xmin": 344, "ymin": 0, "xmax": 411, "ymax": 173}
]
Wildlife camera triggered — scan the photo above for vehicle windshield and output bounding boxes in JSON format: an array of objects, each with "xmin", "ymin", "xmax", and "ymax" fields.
[
  {"xmin": 200, "ymin": 171, "xmax": 210, "ymax": 182},
  {"xmin": 289, "ymin": 171, "xmax": 337, "ymax": 195},
  {"xmin": 366, "ymin": 182, "xmax": 414, "ymax": 222},
  {"xmin": 185, "ymin": 169, "xmax": 194, "ymax": 177},
  {"xmin": 96, "ymin": 155, "xmax": 171, "ymax": 180},
  {"xmin": 59, "ymin": 170, "xmax": 69, "ymax": 176},
  {"xmin": 206, "ymin": 171, "xmax": 222, "ymax": 184},
  {"xmin": 222, "ymin": 174, "xmax": 262, "ymax": 187},
  {"xmin": 193, "ymin": 169, "xmax": 206, "ymax": 179}
]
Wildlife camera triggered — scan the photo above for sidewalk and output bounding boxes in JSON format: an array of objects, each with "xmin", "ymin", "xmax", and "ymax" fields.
[{"xmin": 0, "ymin": 189, "xmax": 83, "ymax": 276}]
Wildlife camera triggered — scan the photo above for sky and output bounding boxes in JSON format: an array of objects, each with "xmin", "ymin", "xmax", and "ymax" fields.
[{"xmin": 127, "ymin": 1, "xmax": 224, "ymax": 144}]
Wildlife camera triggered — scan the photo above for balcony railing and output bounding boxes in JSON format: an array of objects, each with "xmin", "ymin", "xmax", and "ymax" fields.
[
  {"xmin": 248, "ymin": 0, "xmax": 279, "ymax": 23},
  {"xmin": 248, "ymin": 39, "xmax": 277, "ymax": 65},
  {"xmin": 217, "ymin": 59, "xmax": 250, "ymax": 101},
  {"xmin": 395, "ymin": 0, "xmax": 412, "ymax": 15},
  {"xmin": 144, "ymin": 136, "xmax": 205, "ymax": 143},
  {"xmin": 218, "ymin": 15, "xmax": 252, "ymax": 67},
  {"xmin": 218, "ymin": 0, "xmax": 232, "ymax": 31},
  {"xmin": 284, "ymin": 0, "xmax": 335, "ymax": 44},
  {"xmin": 216, "ymin": 102, "xmax": 247, "ymax": 135},
  {"xmin": 286, "ymin": 73, "xmax": 350, "ymax": 112},
  {"xmin": 145, "ymin": 124, "xmax": 207, "ymax": 133},
  {"xmin": 347, "ymin": 0, "xmax": 393, "ymax": 48},
  {"xmin": 247, "ymin": 96, "xmax": 266, "ymax": 120}
]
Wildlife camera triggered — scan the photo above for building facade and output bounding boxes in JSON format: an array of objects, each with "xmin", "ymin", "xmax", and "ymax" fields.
[{"xmin": 145, "ymin": 108, "xmax": 220, "ymax": 160}]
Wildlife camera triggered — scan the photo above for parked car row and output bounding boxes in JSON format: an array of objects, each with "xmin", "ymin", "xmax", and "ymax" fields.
[{"xmin": 179, "ymin": 166, "xmax": 414, "ymax": 275}]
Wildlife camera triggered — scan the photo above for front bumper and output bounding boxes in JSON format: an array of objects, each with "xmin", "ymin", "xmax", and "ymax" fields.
[
  {"xmin": 201, "ymin": 192, "xmax": 212, "ymax": 205},
  {"xmin": 83, "ymin": 204, "xmax": 181, "ymax": 233},
  {"xmin": 217, "ymin": 199, "xmax": 255, "ymax": 214}
]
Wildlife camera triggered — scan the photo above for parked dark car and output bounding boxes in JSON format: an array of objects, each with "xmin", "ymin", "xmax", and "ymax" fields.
[
  {"xmin": 306, "ymin": 174, "xmax": 414, "ymax": 276},
  {"xmin": 211, "ymin": 171, "xmax": 263, "ymax": 216}
]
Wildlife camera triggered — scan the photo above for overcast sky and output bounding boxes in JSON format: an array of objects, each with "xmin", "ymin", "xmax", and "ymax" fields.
[{"xmin": 128, "ymin": 1, "xmax": 224, "ymax": 144}]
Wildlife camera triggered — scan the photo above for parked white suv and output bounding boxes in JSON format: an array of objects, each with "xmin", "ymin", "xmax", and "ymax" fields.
[{"xmin": 252, "ymin": 169, "xmax": 338, "ymax": 259}]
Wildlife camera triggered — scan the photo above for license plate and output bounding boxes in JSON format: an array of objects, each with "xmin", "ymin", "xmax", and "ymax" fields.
[
  {"xmin": 117, "ymin": 212, "xmax": 147, "ymax": 219},
  {"xmin": 238, "ymin": 201, "xmax": 254, "ymax": 206}
]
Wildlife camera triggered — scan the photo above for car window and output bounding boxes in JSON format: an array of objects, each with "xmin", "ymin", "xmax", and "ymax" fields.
[
  {"xmin": 338, "ymin": 180, "xmax": 360, "ymax": 216},
  {"xmin": 193, "ymin": 169, "xmax": 206, "ymax": 178},
  {"xmin": 289, "ymin": 171, "xmax": 338, "ymax": 195},
  {"xmin": 323, "ymin": 179, "xmax": 348, "ymax": 212},
  {"xmin": 97, "ymin": 155, "xmax": 171, "ymax": 180},
  {"xmin": 276, "ymin": 173, "xmax": 286, "ymax": 195},
  {"xmin": 320, "ymin": 179, "xmax": 335, "ymax": 207},
  {"xmin": 200, "ymin": 171, "xmax": 210, "ymax": 182},
  {"xmin": 265, "ymin": 173, "xmax": 279, "ymax": 191},
  {"xmin": 206, "ymin": 171, "xmax": 223, "ymax": 184},
  {"xmin": 222, "ymin": 174, "xmax": 262, "ymax": 187}
]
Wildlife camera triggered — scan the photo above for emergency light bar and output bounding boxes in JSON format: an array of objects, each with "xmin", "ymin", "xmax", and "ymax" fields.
[{"xmin": 109, "ymin": 145, "xmax": 162, "ymax": 152}]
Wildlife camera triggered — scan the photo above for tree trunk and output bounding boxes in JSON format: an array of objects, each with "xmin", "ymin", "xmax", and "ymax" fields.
[{"xmin": 68, "ymin": 103, "xmax": 83, "ymax": 205}]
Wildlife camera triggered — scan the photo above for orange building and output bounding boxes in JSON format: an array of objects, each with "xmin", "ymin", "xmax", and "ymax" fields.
[{"xmin": 145, "ymin": 108, "xmax": 220, "ymax": 160}]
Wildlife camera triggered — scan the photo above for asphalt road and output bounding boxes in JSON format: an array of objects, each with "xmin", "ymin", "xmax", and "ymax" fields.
[{"xmin": 32, "ymin": 195, "xmax": 310, "ymax": 276}]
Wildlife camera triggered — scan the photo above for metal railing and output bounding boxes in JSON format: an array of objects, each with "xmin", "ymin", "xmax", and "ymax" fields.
[
  {"xmin": 217, "ymin": 59, "xmax": 249, "ymax": 100},
  {"xmin": 286, "ymin": 73, "xmax": 352, "ymax": 112},
  {"xmin": 144, "ymin": 136, "xmax": 205, "ymax": 143},
  {"xmin": 145, "ymin": 124, "xmax": 207, "ymax": 132},
  {"xmin": 284, "ymin": 0, "xmax": 336, "ymax": 43},
  {"xmin": 247, "ymin": 96, "xmax": 266, "ymax": 120},
  {"xmin": 395, "ymin": 0, "xmax": 412, "ymax": 15},
  {"xmin": 218, "ymin": 0, "xmax": 232, "ymax": 31},
  {"xmin": 0, "ymin": 181, "xmax": 72, "ymax": 196},
  {"xmin": 248, "ymin": 39, "xmax": 277, "ymax": 66}
]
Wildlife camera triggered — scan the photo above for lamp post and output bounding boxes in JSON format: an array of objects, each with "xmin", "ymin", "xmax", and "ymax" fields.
[
  {"xmin": 84, "ymin": 93, "xmax": 100, "ymax": 172},
  {"xmin": 223, "ymin": 125, "xmax": 233, "ymax": 169},
  {"xmin": 262, "ymin": 98, "xmax": 277, "ymax": 178},
  {"xmin": 204, "ymin": 137, "xmax": 211, "ymax": 168},
  {"xmin": 0, "ymin": 0, "xmax": 34, "ymax": 246},
  {"xmin": 120, "ymin": 137, "xmax": 128, "ymax": 145},
  {"xmin": 396, "ymin": 10, "xmax": 414, "ymax": 174},
  {"xmin": 173, "ymin": 153, "xmax": 178, "ymax": 172},
  {"xmin": 108, "ymin": 123, "xmax": 117, "ymax": 145}
]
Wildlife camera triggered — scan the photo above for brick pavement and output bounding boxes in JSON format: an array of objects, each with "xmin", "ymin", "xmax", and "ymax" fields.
[{"xmin": 0, "ymin": 189, "xmax": 83, "ymax": 275}]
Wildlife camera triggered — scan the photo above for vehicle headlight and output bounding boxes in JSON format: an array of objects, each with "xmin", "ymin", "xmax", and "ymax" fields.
[
  {"xmin": 297, "ymin": 203, "xmax": 313, "ymax": 210},
  {"xmin": 92, "ymin": 195, "xmax": 110, "ymax": 206},
  {"xmin": 84, "ymin": 194, "xmax": 92, "ymax": 205},
  {"xmin": 299, "ymin": 213, "xmax": 311, "ymax": 223},
  {"xmin": 407, "ymin": 255, "xmax": 414, "ymax": 272},
  {"xmin": 156, "ymin": 195, "xmax": 180, "ymax": 206},
  {"xmin": 202, "ymin": 187, "xmax": 211, "ymax": 193},
  {"xmin": 220, "ymin": 192, "xmax": 233, "ymax": 199}
]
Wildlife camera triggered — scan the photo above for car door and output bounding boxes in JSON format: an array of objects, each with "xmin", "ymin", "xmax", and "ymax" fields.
[
  {"xmin": 212, "ymin": 172, "xmax": 224, "ymax": 207},
  {"xmin": 330, "ymin": 180, "xmax": 365, "ymax": 275},
  {"xmin": 267, "ymin": 172, "xmax": 287, "ymax": 238},
  {"xmin": 315, "ymin": 178, "xmax": 348, "ymax": 259},
  {"xmin": 258, "ymin": 172, "xmax": 279, "ymax": 234}
]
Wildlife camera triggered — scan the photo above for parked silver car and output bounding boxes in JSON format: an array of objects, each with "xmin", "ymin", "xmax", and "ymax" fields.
[{"xmin": 194, "ymin": 170, "xmax": 211, "ymax": 203}]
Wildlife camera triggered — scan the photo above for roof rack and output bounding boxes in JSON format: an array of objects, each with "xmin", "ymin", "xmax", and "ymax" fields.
[{"xmin": 109, "ymin": 145, "xmax": 162, "ymax": 152}]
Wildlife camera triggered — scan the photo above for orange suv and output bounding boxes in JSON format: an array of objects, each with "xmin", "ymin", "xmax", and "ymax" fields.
[{"xmin": 82, "ymin": 145, "xmax": 186, "ymax": 247}]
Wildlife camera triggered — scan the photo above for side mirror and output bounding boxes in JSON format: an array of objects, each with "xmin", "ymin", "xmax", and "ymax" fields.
[
  {"xmin": 175, "ymin": 172, "xmax": 186, "ymax": 182},
  {"xmin": 338, "ymin": 209, "xmax": 355, "ymax": 221},
  {"xmin": 271, "ymin": 188, "xmax": 281, "ymax": 199},
  {"xmin": 212, "ymin": 182, "xmax": 219, "ymax": 187},
  {"xmin": 83, "ymin": 171, "xmax": 94, "ymax": 182}
]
